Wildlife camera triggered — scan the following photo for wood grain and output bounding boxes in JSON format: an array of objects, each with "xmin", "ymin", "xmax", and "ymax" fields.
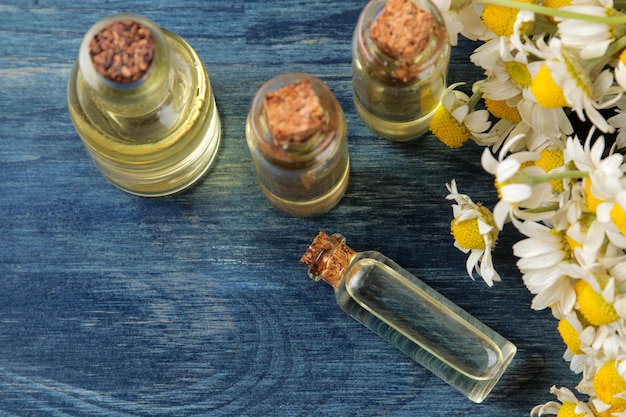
[{"xmin": 0, "ymin": 1, "xmax": 578, "ymax": 415}]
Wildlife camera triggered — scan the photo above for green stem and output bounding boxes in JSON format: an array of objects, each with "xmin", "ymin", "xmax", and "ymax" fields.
[
  {"xmin": 604, "ymin": 35, "xmax": 626, "ymax": 59},
  {"xmin": 528, "ymin": 170, "xmax": 589, "ymax": 184},
  {"xmin": 467, "ymin": 88, "xmax": 484, "ymax": 109},
  {"xmin": 525, "ymin": 203, "xmax": 560, "ymax": 213},
  {"xmin": 475, "ymin": 0, "xmax": 626, "ymax": 25}
]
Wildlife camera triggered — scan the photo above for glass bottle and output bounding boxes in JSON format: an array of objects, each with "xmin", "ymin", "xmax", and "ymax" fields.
[
  {"xmin": 352, "ymin": 0, "xmax": 450, "ymax": 141},
  {"xmin": 245, "ymin": 73, "xmax": 349, "ymax": 217},
  {"xmin": 301, "ymin": 232, "xmax": 516, "ymax": 403},
  {"xmin": 67, "ymin": 13, "xmax": 221, "ymax": 196}
]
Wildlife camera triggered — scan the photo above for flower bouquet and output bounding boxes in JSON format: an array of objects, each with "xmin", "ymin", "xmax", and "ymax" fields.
[{"xmin": 428, "ymin": 0, "xmax": 626, "ymax": 414}]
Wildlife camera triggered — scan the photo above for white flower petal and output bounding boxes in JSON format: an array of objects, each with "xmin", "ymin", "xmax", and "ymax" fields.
[
  {"xmin": 514, "ymin": 238, "xmax": 559, "ymax": 258},
  {"xmin": 501, "ymin": 183, "xmax": 532, "ymax": 203},
  {"xmin": 481, "ymin": 148, "xmax": 499, "ymax": 175},
  {"xmin": 493, "ymin": 200, "xmax": 510, "ymax": 230},
  {"xmin": 497, "ymin": 158, "xmax": 522, "ymax": 182}
]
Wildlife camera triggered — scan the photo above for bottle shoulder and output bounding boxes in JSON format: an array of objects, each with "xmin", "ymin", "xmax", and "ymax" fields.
[{"xmin": 69, "ymin": 29, "xmax": 209, "ymax": 145}]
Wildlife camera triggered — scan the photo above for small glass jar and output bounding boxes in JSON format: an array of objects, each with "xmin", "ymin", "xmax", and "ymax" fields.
[
  {"xmin": 352, "ymin": 0, "xmax": 450, "ymax": 141},
  {"xmin": 67, "ymin": 13, "xmax": 221, "ymax": 196},
  {"xmin": 245, "ymin": 73, "xmax": 349, "ymax": 217}
]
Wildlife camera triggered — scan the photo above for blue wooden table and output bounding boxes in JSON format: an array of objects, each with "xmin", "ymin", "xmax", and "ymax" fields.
[{"xmin": 1, "ymin": 1, "xmax": 578, "ymax": 415}]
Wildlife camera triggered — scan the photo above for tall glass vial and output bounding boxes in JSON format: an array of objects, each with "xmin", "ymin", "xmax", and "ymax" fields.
[
  {"xmin": 301, "ymin": 232, "xmax": 516, "ymax": 403},
  {"xmin": 67, "ymin": 13, "xmax": 221, "ymax": 196},
  {"xmin": 352, "ymin": 0, "xmax": 450, "ymax": 141},
  {"xmin": 246, "ymin": 73, "xmax": 349, "ymax": 217}
]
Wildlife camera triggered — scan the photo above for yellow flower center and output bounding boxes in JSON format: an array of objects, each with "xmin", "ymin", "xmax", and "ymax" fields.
[
  {"xmin": 531, "ymin": 64, "xmax": 569, "ymax": 109},
  {"xmin": 485, "ymin": 98, "xmax": 522, "ymax": 123},
  {"xmin": 535, "ymin": 148, "xmax": 565, "ymax": 192},
  {"xmin": 451, "ymin": 217, "xmax": 486, "ymax": 250},
  {"xmin": 505, "ymin": 61, "xmax": 533, "ymax": 89},
  {"xmin": 585, "ymin": 179, "xmax": 603, "ymax": 213},
  {"xmin": 549, "ymin": 228, "xmax": 575, "ymax": 261},
  {"xmin": 611, "ymin": 202, "xmax": 626, "ymax": 236},
  {"xmin": 595, "ymin": 360, "xmax": 626, "ymax": 406},
  {"xmin": 481, "ymin": 0, "xmax": 533, "ymax": 37},
  {"xmin": 494, "ymin": 178, "xmax": 511, "ymax": 201},
  {"xmin": 565, "ymin": 234, "xmax": 582, "ymax": 257},
  {"xmin": 543, "ymin": 0, "xmax": 571, "ymax": 8},
  {"xmin": 429, "ymin": 105, "xmax": 470, "ymax": 148},
  {"xmin": 557, "ymin": 319, "xmax": 584, "ymax": 354},
  {"xmin": 620, "ymin": 49, "xmax": 626, "ymax": 66},
  {"xmin": 574, "ymin": 279, "xmax": 619, "ymax": 326},
  {"xmin": 543, "ymin": 0, "xmax": 572, "ymax": 23},
  {"xmin": 556, "ymin": 402, "xmax": 585, "ymax": 417}
]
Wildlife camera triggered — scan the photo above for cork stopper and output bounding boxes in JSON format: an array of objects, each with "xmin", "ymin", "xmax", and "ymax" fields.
[
  {"xmin": 369, "ymin": 0, "xmax": 443, "ymax": 82},
  {"xmin": 264, "ymin": 80, "xmax": 327, "ymax": 147},
  {"xmin": 89, "ymin": 20, "xmax": 155, "ymax": 84},
  {"xmin": 300, "ymin": 232, "xmax": 356, "ymax": 288}
]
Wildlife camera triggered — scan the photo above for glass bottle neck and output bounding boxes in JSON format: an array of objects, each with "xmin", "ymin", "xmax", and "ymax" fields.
[
  {"xmin": 77, "ymin": 13, "xmax": 172, "ymax": 116},
  {"xmin": 354, "ymin": 0, "xmax": 449, "ymax": 83},
  {"xmin": 301, "ymin": 232, "xmax": 357, "ymax": 288},
  {"xmin": 248, "ymin": 73, "xmax": 343, "ymax": 167}
]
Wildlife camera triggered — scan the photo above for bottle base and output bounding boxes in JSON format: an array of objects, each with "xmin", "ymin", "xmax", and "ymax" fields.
[
  {"xmin": 354, "ymin": 95, "xmax": 437, "ymax": 142},
  {"xmin": 258, "ymin": 162, "xmax": 349, "ymax": 217},
  {"xmin": 466, "ymin": 343, "xmax": 516, "ymax": 403}
]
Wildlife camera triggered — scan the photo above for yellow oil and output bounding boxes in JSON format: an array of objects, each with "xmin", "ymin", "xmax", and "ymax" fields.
[
  {"xmin": 258, "ymin": 160, "xmax": 350, "ymax": 217},
  {"xmin": 338, "ymin": 255, "xmax": 517, "ymax": 403},
  {"xmin": 352, "ymin": 57, "xmax": 446, "ymax": 142}
]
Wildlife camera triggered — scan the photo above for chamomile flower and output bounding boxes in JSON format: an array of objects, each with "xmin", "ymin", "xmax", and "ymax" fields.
[
  {"xmin": 566, "ymin": 134, "xmax": 626, "ymax": 247},
  {"xmin": 481, "ymin": 143, "xmax": 555, "ymax": 229},
  {"xmin": 531, "ymin": 386, "xmax": 594, "ymax": 416},
  {"xmin": 594, "ymin": 359, "xmax": 626, "ymax": 407},
  {"xmin": 430, "ymin": 0, "xmax": 489, "ymax": 45},
  {"xmin": 474, "ymin": 38, "xmax": 527, "ymax": 107},
  {"xmin": 446, "ymin": 180, "xmax": 501, "ymax": 286},
  {"xmin": 480, "ymin": 0, "xmax": 535, "ymax": 38},
  {"xmin": 429, "ymin": 84, "xmax": 491, "ymax": 148},
  {"xmin": 519, "ymin": 83, "xmax": 575, "ymax": 139},
  {"xmin": 525, "ymin": 37, "xmax": 620, "ymax": 133},
  {"xmin": 473, "ymin": 36, "xmax": 573, "ymax": 139}
]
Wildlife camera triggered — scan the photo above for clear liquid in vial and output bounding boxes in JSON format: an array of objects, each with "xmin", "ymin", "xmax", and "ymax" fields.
[{"xmin": 335, "ymin": 253, "xmax": 516, "ymax": 403}]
